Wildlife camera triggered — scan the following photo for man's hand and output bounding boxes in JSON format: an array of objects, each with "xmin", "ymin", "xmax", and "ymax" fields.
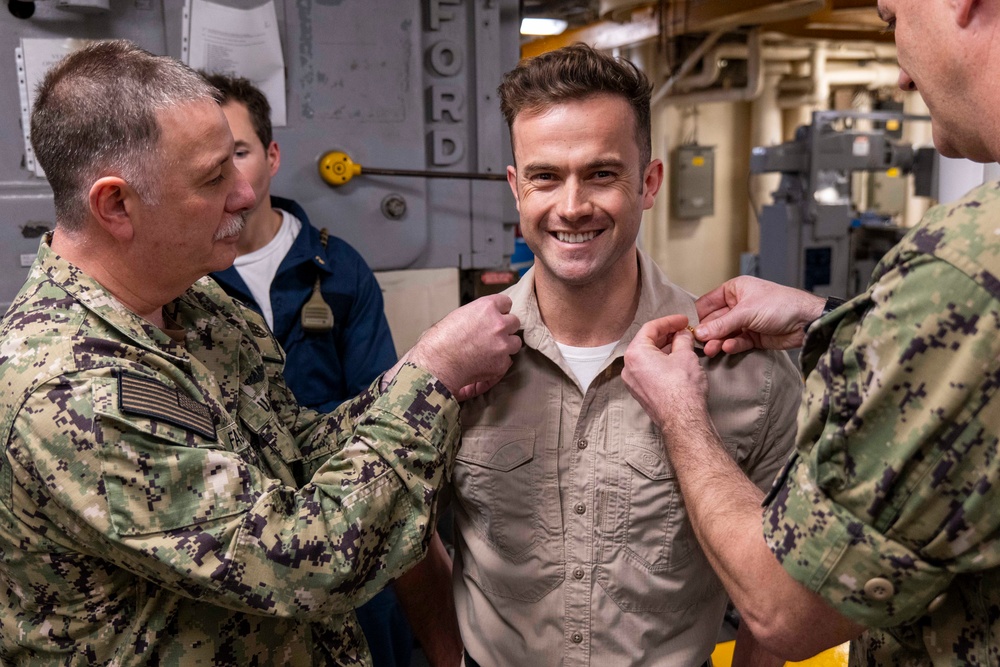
[
  {"xmin": 622, "ymin": 314, "xmax": 708, "ymax": 431},
  {"xmin": 397, "ymin": 294, "xmax": 521, "ymax": 399},
  {"xmin": 694, "ymin": 276, "xmax": 827, "ymax": 357}
]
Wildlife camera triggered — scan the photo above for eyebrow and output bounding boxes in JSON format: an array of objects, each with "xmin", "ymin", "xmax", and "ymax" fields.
[
  {"xmin": 521, "ymin": 158, "xmax": 628, "ymax": 175},
  {"xmin": 520, "ymin": 161, "xmax": 559, "ymax": 175},
  {"xmin": 195, "ymin": 153, "xmax": 230, "ymax": 181},
  {"xmin": 586, "ymin": 158, "xmax": 627, "ymax": 171}
]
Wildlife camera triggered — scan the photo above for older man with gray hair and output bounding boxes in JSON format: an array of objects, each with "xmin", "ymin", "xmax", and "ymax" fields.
[{"xmin": 0, "ymin": 39, "xmax": 520, "ymax": 665}]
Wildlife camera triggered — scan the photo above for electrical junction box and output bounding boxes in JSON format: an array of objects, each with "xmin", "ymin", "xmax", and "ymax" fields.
[{"xmin": 672, "ymin": 144, "xmax": 715, "ymax": 219}]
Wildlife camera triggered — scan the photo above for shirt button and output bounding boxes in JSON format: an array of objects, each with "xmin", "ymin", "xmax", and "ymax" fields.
[
  {"xmin": 571, "ymin": 632, "xmax": 583, "ymax": 644},
  {"xmin": 573, "ymin": 567, "xmax": 585, "ymax": 579},
  {"xmin": 577, "ymin": 438, "xmax": 588, "ymax": 450},
  {"xmin": 863, "ymin": 577, "xmax": 895, "ymax": 601},
  {"xmin": 927, "ymin": 593, "xmax": 947, "ymax": 613},
  {"xmin": 574, "ymin": 503, "xmax": 586, "ymax": 515}
]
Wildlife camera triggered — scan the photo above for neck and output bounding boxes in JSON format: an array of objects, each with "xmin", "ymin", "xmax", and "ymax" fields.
[
  {"xmin": 51, "ymin": 229, "xmax": 172, "ymax": 328},
  {"xmin": 534, "ymin": 252, "xmax": 641, "ymax": 347},
  {"xmin": 237, "ymin": 198, "xmax": 282, "ymax": 255}
]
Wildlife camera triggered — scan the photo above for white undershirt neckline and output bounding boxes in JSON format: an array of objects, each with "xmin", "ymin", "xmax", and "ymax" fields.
[
  {"xmin": 556, "ymin": 340, "xmax": 619, "ymax": 391},
  {"xmin": 232, "ymin": 209, "xmax": 302, "ymax": 330}
]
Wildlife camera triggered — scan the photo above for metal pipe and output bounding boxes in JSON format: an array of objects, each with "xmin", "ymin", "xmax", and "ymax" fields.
[
  {"xmin": 650, "ymin": 29, "xmax": 727, "ymax": 107},
  {"xmin": 317, "ymin": 150, "xmax": 506, "ymax": 187},
  {"xmin": 658, "ymin": 29, "xmax": 764, "ymax": 107},
  {"xmin": 361, "ymin": 167, "xmax": 506, "ymax": 181}
]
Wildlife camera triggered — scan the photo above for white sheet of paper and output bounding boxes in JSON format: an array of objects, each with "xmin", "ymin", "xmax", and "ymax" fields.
[
  {"xmin": 182, "ymin": 0, "xmax": 286, "ymax": 126},
  {"xmin": 374, "ymin": 269, "xmax": 461, "ymax": 360},
  {"xmin": 17, "ymin": 38, "xmax": 95, "ymax": 177}
]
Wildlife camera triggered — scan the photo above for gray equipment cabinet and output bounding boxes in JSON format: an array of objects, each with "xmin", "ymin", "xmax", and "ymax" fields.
[{"xmin": 751, "ymin": 110, "xmax": 934, "ymax": 299}]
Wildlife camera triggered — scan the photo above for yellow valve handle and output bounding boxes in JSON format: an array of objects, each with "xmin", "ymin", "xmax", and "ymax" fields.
[{"xmin": 318, "ymin": 151, "xmax": 362, "ymax": 186}]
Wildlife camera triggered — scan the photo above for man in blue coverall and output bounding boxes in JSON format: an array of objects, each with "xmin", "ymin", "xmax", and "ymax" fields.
[{"xmin": 205, "ymin": 73, "xmax": 413, "ymax": 666}]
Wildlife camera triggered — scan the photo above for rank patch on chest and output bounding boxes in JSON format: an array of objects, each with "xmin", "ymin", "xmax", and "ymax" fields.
[{"xmin": 118, "ymin": 371, "xmax": 217, "ymax": 440}]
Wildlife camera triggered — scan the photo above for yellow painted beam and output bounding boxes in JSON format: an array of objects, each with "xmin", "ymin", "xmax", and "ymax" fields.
[{"xmin": 711, "ymin": 640, "xmax": 851, "ymax": 667}]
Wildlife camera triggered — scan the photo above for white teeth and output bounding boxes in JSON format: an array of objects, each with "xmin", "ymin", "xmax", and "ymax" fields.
[{"xmin": 556, "ymin": 231, "xmax": 598, "ymax": 244}]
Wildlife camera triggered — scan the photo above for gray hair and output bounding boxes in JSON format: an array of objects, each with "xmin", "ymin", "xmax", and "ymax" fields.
[{"xmin": 30, "ymin": 40, "xmax": 220, "ymax": 231}]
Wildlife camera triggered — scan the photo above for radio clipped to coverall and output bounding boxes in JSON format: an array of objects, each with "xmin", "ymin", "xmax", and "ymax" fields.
[{"xmin": 300, "ymin": 228, "xmax": 335, "ymax": 333}]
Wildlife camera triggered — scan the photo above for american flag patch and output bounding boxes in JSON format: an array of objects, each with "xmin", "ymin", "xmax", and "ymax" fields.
[{"xmin": 118, "ymin": 371, "xmax": 217, "ymax": 441}]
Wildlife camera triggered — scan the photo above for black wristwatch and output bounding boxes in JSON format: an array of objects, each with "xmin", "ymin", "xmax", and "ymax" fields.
[
  {"xmin": 820, "ymin": 295, "xmax": 846, "ymax": 318},
  {"xmin": 810, "ymin": 295, "xmax": 845, "ymax": 326}
]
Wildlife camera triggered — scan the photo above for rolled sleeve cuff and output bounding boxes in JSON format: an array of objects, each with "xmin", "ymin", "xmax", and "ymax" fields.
[
  {"xmin": 371, "ymin": 362, "xmax": 461, "ymax": 465},
  {"xmin": 762, "ymin": 453, "xmax": 953, "ymax": 627}
]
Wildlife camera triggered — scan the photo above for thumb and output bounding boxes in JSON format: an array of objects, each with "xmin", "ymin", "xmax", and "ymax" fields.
[
  {"xmin": 670, "ymin": 328, "xmax": 696, "ymax": 354},
  {"xmin": 694, "ymin": 307, "xmax": 745, "ymax": 341},
  {"xmin": 639, "ymin": 314, "xmax": 689, "ymax": 348}
]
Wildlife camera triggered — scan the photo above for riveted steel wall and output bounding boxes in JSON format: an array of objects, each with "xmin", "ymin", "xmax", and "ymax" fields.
[{"xmin": 0, "ymin": 0, "xmax": 519, "ymax": 312}]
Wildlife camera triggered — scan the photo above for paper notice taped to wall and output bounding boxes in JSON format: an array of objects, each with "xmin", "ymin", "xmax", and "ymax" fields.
[{"xmin": 182, "ymin": 0, "xmax": 286, "ymax": 127}]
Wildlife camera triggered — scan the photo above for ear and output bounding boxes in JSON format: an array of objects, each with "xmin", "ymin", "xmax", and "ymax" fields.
[
  {"xmin": 641, "ymin": 159, "xmax": 664, "ymax": 210},
  {"xmin": 88, "ymin": 177, "xmax": 136, "ymax": 242},
  {"xmin": 267, "ymin": 140, "xmax": 281, "ymax": 178},
  {"xmin": 506, "ymin": 164, "xmax": 520, "ymax": 211},
  {"xmin": 954, "ymin": 0, "xmax": 977, "ymax": 28}
]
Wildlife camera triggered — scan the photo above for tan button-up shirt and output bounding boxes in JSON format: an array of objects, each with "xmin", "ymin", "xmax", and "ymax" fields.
[{"xmin": 452, "ymin": 250, "xmax": 802, "ymax": 666}]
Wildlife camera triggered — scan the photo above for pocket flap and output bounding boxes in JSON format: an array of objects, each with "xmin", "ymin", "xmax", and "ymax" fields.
[
  {"xmin": 457, "ymin": 427, "xmax": 534, "ymax": 472},
  {"xmin": 624, "ymin": 435, "xmax": 674, "ymax": 481}
]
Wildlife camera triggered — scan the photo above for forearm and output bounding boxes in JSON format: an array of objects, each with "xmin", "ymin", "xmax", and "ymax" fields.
[
  {"xmin": 659, "ymin": 406, "xmax": 862, "ymax": 659},
  {"xmin": 30, "ymin": 365, "xmax": 458, "ymax": 619},
  {"xmin": 732, "ymin": 615, "xmax": 785, "ymax": 667},
  {"xmin": 661, "ymin": 407, "xmax": 775, "ymax": 616},
  {"xmin": 394, "ymin": 533, "xmax": 463, "ymax": 666}
]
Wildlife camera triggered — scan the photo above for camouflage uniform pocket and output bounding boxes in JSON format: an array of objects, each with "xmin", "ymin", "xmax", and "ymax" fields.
[{"xmin": 94, "ymin": 378, "xmax": 254, "ymax": 537}]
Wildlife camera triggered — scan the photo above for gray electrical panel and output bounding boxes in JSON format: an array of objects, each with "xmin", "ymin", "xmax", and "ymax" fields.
[
  {"xmin": 0, "ymin": 0, "xmax": 520, "ymax": 312},
  {"xmin": 671, "ymin": 144, "xmax": 715, "ymax": 219}
]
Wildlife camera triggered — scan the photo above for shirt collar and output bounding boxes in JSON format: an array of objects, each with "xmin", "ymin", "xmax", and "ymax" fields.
[
  {"xmin": 37, "ymin": 233, "xmax": 199, "ymax": 366},
  {"xmin": 508, "ymin": 249, "xmax": 700, "ymax": 356}
]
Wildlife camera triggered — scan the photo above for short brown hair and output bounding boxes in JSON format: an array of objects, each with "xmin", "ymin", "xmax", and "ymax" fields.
[
  {"xmin": 498, "ymin": 43, "xmax": 653, "ymax": 166},
  {"xmin": 200, "ymin": 73, "xmax": 273, "ymax": 149},
  {"xmin": 30, "ymin": 40, "xmax": 218, "ymax": 231}
]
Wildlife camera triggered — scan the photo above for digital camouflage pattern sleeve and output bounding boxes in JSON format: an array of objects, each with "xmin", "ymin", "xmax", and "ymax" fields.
[
  {"xmin": 761, "ymin": 181, "xmax": 1000, "ymax": 666},
  {"xmin": 0, "ymin": 238, "xmax": 459, "ymax": 666}
]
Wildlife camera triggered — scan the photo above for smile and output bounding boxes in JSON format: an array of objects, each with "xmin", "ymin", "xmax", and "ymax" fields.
[{"xmin": 555, "ymin": 231, "xmax": 600, "ymax": 244}]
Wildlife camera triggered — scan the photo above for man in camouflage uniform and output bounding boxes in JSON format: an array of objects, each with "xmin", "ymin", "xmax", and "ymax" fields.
[
  {"xmin": 621, "ymin": 1, "xmax": 1000, "ymax": 665},
  {"xmin": 0, "ymin": 40, "xmax": 521, "ymax": 665}
]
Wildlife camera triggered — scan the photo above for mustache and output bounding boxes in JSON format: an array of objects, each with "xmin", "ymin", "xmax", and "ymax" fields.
[{"xmin": 213, "ymin": 212, "xmax": 247, "ymax": 241}]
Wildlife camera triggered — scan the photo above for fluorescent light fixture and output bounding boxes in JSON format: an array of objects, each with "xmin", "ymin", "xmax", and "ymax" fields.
[{"xmin": 520, "ymin": 17, "xmax": 569, "ymax": 36}]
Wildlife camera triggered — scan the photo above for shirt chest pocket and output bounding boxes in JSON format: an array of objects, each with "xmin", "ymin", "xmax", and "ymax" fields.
[
  {"xmin": 453, "ymin": 427, "xmax": 549, "ymax": 560},
  {"xmin": 93, "ymin": 377, "xmax": 255, "ymax": 537},
  {"xmin": 619, "ymin": 434, "xmax": 692, "ymax": 572},
  {"xmin": 597, "ymin": 433, "xmax": 726, "ymax": 613}
]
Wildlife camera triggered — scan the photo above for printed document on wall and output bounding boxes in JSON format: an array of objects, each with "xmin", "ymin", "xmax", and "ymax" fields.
[{"xmin": 182, "ymin": 0, "xmax": 286, "ymax": 126}]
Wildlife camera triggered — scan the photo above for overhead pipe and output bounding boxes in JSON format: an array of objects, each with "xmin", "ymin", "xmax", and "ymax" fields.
[
  {"xmin": 672, "ymin": 41, "xmax": 897, "ymax": 93},
  {"xmin": 824, "ymin": 62, "xmax": 900, "ymax": 88},
  {"xmin": 654, "ymin": 29, "xmax": 764, "ymax": 107},
  {"xmin": 776, "ymin": 62, "xmax": 902, "ymax": 108},
  {"xmin": 812, "ymin": 41, "xmax": 829, "ymax": 110},
  {"xmin": 651, "ymin": 29, "xmax": 728, "ymax": 105}
]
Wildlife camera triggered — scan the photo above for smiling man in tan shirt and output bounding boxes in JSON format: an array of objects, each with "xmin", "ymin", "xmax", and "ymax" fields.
[{"xmin": 419, "ymin": 44, "xmax": 803, "ymax": 667}]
